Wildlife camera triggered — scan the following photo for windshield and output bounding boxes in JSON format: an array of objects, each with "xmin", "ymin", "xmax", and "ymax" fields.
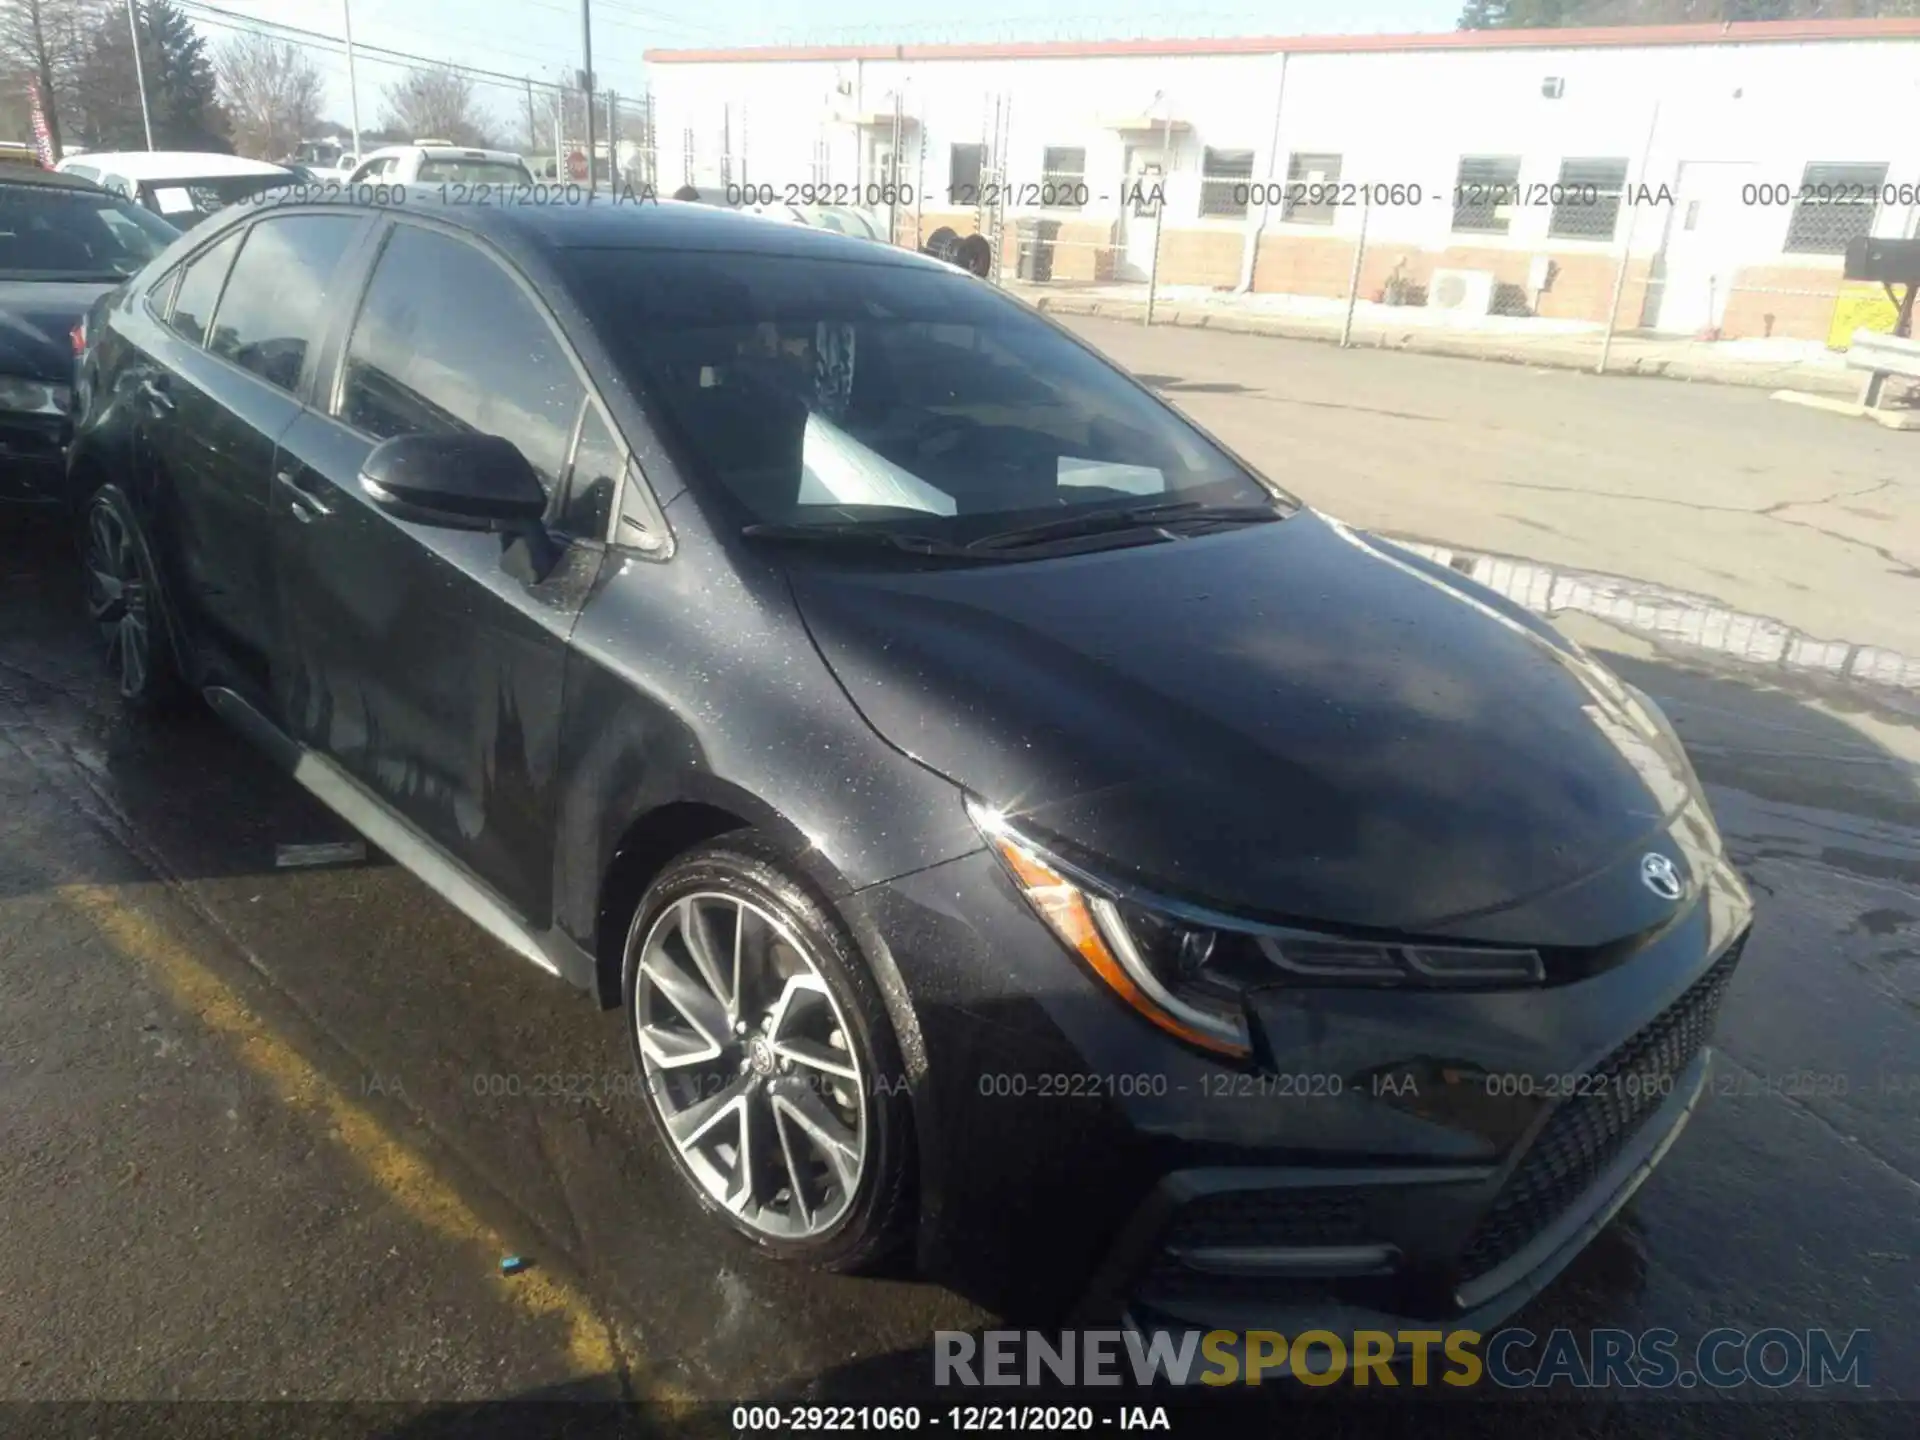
[
  {"xmin": 562, "ymin": 248, "xmax": 1280, "ymax": 538},
  {"xmin": 420, "ymin": 159, "xmax": 533, "ymax": 184},
  {"xmin": 139, "ymin": 175, "xmax": 287, "ymax": 225},
  {"xmin": 0, "ymin": 182, "xmax": 179, "ymax": 280}
]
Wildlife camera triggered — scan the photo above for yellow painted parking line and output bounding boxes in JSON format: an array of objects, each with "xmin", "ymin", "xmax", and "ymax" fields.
[{"xmin": 55, "ymin": 879, "xmax": 695, "ymax": 1409}]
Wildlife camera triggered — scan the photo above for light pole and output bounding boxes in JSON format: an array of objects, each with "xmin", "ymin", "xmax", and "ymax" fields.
[
  {"xmin": 343, "ymin": 0, "xmax": 363, "ymax": 165},
  {"xmin": 1599, "ymin": 98, "xmax": 1663, "ymax": 376},
  {"xmin": 580, "ymin": 0, "xmax": 597, "ymax": 197},
  {"xmin": 1144, "ymin": 90, "xmax": 1170, "ymax": 326},
  {"xmin": 125, "ymin": 0, "xmax": 154, "ymax": 151}
]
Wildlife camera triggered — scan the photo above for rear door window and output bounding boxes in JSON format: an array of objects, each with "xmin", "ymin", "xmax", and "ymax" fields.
[
  {"xmin": 336, "ymin": 223, "xmax": 584, "ymax": 491},
  {"xmin": 165, "ymin": 229, "xmax": 243, "ymax": 347},
  {"xmin": 207, "ymin": 215, "xmax": 362, "ymax": 392}
]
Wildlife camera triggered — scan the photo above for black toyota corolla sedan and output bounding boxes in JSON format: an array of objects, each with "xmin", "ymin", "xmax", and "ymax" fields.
[{"xmin": 66, "ymin": 192, "xmax": 1752, "ymax": 1340}]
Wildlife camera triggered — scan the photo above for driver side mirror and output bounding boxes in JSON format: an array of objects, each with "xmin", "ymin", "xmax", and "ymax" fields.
[{"xmin": 360, "ymin": 433, "xmax": 548, "ymax": 533}]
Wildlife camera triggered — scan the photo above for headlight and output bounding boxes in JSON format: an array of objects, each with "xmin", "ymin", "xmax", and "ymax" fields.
[
  {"xmin": 0, "ymin": 376, "xmax": 72, "ymax": 416},
  {"xmin": 968, "ymin": 800, "xmax": 1545, "ymax": 1063}
]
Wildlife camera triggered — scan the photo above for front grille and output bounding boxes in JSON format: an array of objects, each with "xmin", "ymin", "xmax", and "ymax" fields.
[
  {"xmin": 1458, "ymin": 936, "xmax": 1745, "ymax": 1281},
  {"xmin": 1165, "ymin": 1187, "xmax": 1370, "ymax": 1250}
]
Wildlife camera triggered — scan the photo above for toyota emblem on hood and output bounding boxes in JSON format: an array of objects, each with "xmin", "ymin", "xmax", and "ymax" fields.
[{"xmin": 1640, "ymin": 852, "xmax": 1684, "ymax": 901}]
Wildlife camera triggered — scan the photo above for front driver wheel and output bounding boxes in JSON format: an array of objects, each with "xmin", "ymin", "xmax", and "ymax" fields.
[
  {"xmin": 622, "ymin": 837, "xmax": 913, "ymax": 1272},
  {"xmin": 81, "ymin": 485, "xmax": 183, "ymax": 710}
]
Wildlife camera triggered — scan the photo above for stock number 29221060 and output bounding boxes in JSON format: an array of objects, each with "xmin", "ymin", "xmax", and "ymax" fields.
[{"xmin": 727, "ymin": 182, "xmax": 914, "ymax": 207}]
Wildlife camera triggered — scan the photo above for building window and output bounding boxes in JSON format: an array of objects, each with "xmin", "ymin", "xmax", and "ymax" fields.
[
  {"xmin": 1040, "ymin": 146, "xmax": 1087, "ymax": 209},
  {"xmin": 949, "ymin": 143, "xmax": 984, "ymax": 206},
  {"xmin": 1548, "ymin": 158, "xmax": 1629, "ymax": 241},
  {"xmin": 1281, "ymin": 152, "xmax": 1342, "ymax": 226},
  {"xmin": 1453, "ymin": 155, "xmax": 1523, "ymax": 235},
  {"xmin": 1785, "ymin": 161, "xmax": 1888, "ymax": 255},
  {"xmin": 1201, "ymin": 148, "xmax": 1256, "ymax": 219}
]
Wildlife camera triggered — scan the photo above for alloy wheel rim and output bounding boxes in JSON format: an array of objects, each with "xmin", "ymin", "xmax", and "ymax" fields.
[
  {"xmin": 633, "ymin": 891, "xmax": 868, "ymax": 1240},
  {"xmin": 84, "ymin": 504, "xmax": 149, "ymax": 700}
]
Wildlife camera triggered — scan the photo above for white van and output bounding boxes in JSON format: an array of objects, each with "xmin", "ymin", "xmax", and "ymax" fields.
[{"xmin": 54, "ymin": 151, "xmax": 294, "ymax": 227}]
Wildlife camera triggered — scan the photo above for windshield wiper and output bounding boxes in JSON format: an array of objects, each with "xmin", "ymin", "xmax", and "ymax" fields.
[
  {"xmin": 965, "ymin": 499, "xmax": 1285, "ymax": 552},
  {"xmin": 741, "ymin": 521, "xmax": 993, "ymax": 560},
  {"xmin": 4, "ymin": 271, "xmax": 129, "ymax": 284}
]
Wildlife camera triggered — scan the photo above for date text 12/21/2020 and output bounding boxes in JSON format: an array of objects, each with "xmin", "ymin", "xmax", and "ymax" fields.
[{"xmin": 939, "ymin": 181, "xmax": 1684, "ymax": 211}]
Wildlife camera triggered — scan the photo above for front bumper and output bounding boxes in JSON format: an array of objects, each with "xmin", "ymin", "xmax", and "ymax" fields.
[
  {"xmin": 1112, "ymin": 966, "xmax": 1727, "ymax": 1348},
  {"xmin": 850, "ymin": 839, "xmax": 1751, "ymax": 1328},
  {"xmin": 1, "ymin": 414, "xmax": 69, "ymax": 505}
]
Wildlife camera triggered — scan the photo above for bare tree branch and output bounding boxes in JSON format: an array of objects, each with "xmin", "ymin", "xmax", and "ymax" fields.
[
  {"xmin": 0, "ymin": 0, "xmax": 104, "ymax": 155},
  {"xmin": 380, "ymin": 66, "xmax": 492, "ymax": 148},
  {"xmin": 216, "ymin": 31, "xmax": 321, "ymax": 160}
]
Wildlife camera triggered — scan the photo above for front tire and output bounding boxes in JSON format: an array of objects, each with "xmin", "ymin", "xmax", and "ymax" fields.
[
  {"xmin": 621, "ymin": 836, "xmax": 913, "ymax": 1272},
  {"xmin": 80, "ymin": 484, "xmax": 184, "ymax": 710}
]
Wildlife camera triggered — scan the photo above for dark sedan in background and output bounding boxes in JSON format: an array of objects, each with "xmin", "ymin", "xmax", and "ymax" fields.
[
  {"xmin": 64, "ymin": 192, "xmax": 1752, "ymax": 1340},
  {"xmin": 0, "ymin": 167, "xmax": 177, "ymax": 505}
]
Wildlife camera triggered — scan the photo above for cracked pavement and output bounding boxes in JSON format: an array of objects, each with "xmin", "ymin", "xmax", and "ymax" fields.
[
  {"xmin": 1076, "ymin": 317, "xmax": 1920, "ymax": 655},
  {"xmin": 2, "ymin": 329, "xmax": 1917, "ymax": 1428}
]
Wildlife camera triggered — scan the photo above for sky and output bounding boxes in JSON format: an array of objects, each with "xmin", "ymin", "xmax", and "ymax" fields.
[{"xmin": 198, "ymin": 0, "xmax": 1464, "ymax": 144}]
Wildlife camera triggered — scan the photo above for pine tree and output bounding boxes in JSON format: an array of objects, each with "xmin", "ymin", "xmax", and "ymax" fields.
[
  {"xmin": 142, "ymin": 0, "xmax": 227, "ymax": 149},
  {"xmin": 76, "ymin": 0, "xmax": 228, "ymax": 150}
]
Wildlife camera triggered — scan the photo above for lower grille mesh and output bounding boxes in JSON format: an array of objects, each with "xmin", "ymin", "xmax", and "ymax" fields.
[
  {"xmin": 1141, "ymin": 1188, "xmax": 1370, "ymax": 1301},
  {"xmin": 1458, "ymin": 935, "xmax": 1745, "ymax": 1281},
  {"xmin": 1164, "ymin": 1188, "xmax": 1369, "ymax": 1251}
]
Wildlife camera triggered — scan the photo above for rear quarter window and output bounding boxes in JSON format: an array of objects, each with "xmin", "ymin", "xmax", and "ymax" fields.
[{"xmin": 416, "ymin": 160, "xmax": 534, "ymax": 185}]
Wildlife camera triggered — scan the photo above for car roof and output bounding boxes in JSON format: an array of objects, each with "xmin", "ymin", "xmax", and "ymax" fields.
[
  {"xmin": 360, "ymin": 145, "xmax": 530, "ymax": 164},
  {"xmin": 227, "ymin": 188, "xmax": 960, "ymax": 284},
  {"xmin": 59, "ymin": 151, "xmax": 290, "ymax": 180}
]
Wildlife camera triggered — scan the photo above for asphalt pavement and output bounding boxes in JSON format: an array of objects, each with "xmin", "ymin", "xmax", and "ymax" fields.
[{"xmin": 1, "ymin": 328, "xmax": 1915, "ymax": 1436}]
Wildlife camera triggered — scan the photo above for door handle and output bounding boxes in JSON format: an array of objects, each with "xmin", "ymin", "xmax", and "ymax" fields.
[
  {"xmin": 137, "ymin": 376, "xmax": 174, "ymax": 413},
  {"xmin": 275, "ymin": 466, "xmax": 332, "ymax": 518}
]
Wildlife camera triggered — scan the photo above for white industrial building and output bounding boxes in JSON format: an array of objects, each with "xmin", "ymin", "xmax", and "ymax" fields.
[{"xmin": 644, "ymin": 17, "xmax": 1920, "ymax": 340}]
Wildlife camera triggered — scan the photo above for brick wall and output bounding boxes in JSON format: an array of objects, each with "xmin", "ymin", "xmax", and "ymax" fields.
[
  {"xmin": 1250, "ymin": 233, "xmax": 1354, "ymax": 298},
  {"xmin": 1720, "ymin": 264, "xmax": 1845, "ymax": 341},
  {"xmin": 1242, "ymin": 234, "xmax": 1654, "ymax": 323},
  {"xmin": 1151, "ymin": 227, "xmax": 1244, "ymax": 288}
]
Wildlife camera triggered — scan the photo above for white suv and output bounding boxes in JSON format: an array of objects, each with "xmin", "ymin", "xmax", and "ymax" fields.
[{"xmin": 345, "ymin": 145, "xmax": 534, "ymax": 186}]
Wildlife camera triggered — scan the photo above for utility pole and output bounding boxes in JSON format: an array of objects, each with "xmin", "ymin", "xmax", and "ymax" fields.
[
  {"xmin": 343, "ymin": 0, "xmax": 362, "ymax": 164},
  {"xmin": 607, "ymin": 89, "xmax": 618, "ymax": 187},
  {"xmin": 526, "ymin": 78, "xmax": 538, "ymax": 156},
  {"xmin": 125, "ymin": 0, "xmax": 154, "ymax": 151},
  {"xmin": 579, "ymin": 0, "xmax": 597, "ymax": 197}
]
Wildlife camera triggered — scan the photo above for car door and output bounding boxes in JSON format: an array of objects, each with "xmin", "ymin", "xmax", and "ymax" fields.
[
  {"xmin": 271, "ymin": 217, "xmax": 603, "ymax": 925},
  {"xmin": 140, "ymin": 212, "xmax": 367, "ymax": 701}
]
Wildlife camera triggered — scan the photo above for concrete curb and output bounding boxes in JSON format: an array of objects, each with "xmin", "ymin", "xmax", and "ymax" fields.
[
  {"xmin": 1770, "ymin": 389, "xmax": 1920, "ymax": 430},
  {"xmin": 1022, "ymin": 292, "xmax": 1861, "ymax": 399}
]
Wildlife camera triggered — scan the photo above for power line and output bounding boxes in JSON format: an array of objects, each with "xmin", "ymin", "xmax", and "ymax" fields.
[{"xmin": 177, "ymin": 1, "xmax": 581, "ymax": 94}]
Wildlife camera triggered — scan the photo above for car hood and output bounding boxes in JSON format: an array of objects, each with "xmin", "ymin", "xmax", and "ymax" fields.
[
  {"xmin": 787, "ymin": 510, "xmax": 1717, "ymax": 945},
  {"xmin": 0, "ymin": 280, "xmax": 113, "ymax": 383}
]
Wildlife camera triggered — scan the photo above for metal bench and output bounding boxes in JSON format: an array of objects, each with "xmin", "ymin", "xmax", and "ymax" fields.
[{"xmin": 1842, "ymin": 237, "xmax": 1920, "ymax": 410}]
